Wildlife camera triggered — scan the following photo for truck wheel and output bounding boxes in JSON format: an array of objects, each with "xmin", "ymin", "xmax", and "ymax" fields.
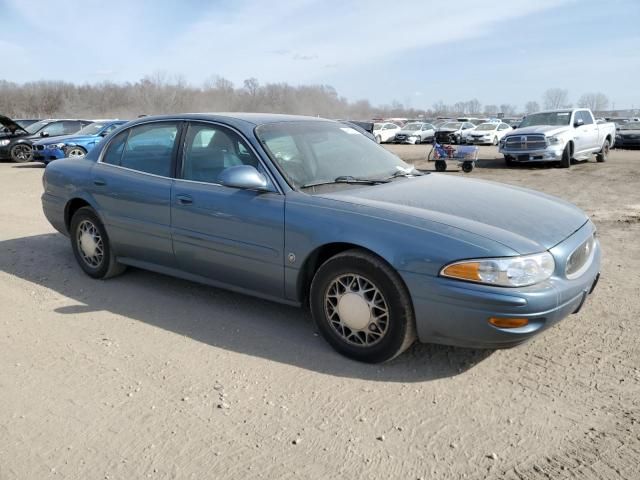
[
  {"xmin": 560, "ymin": 145, "xmax": 571, "ymax": 168},
  {"xmin": 504, "ymin": 155, "xmax": 514, "ymax": 166},
  {"xmin": 596, "ymin": 140, "xmax": 610, "ymax": 163}
]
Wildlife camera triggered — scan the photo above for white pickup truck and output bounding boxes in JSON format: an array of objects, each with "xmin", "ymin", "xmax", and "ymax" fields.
[{"xmin": 499, "ymin": 109, "xmax": 616, "ymax": 168}]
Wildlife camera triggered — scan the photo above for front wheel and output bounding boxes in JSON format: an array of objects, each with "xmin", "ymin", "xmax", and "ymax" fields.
[
  {"xmin": 560, "ymin": 144, "xmax": 571, "ymax": 168},
  {"xmin": 70, "ymin": 207, "xmax": 125, "ymax": 279},
  {"xmin": 414, "ymin": 137, "xmax": 421, "ymax": 145},
  {"xmin": 596, "ymin": 139, "xmax": 610, "ymax": 162},
  {"xmin": 375, "ymin": 135, "xmax": 382, "ymax": 144},
  {"xmin": 10, "ymin": 144, "xmax": 32, "ymax": 163},
  {"xmin": 492, "ymin": 136, "xmax": 498, "ymax": 146},
  {"xmin": 66, "ymin": 145, "xmax": 87, "ymax": 158},
  {"xmin": 309, "ymin": 250, "xmax": 416, "ymax": 363},
  {"xmin": 435, "ymin": 160, "xmax": 447, "ymax": 172}
]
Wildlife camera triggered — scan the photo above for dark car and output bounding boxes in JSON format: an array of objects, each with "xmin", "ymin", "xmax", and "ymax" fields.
[
  {"xmin": 0, "ymin": 116, "xmax": 92, "ymax": 162},
  {"xmin": 614, "ymin": 123, "xmax": 640, "ymax": 149},
  {"xmin": 338, "ymin": 120, "xmax": 376, "ymax": 141},
  {"xmin": 15, "ymin": 119, "xmax": 41, "ymax": 128},
  {"xmin": 41, "ymin": 113, "xmax": 600, "ymax": 363}
]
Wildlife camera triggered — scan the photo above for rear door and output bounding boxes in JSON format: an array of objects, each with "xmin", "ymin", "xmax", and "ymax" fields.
[
  {"xmin": 91, "ymin": 121, "xmax": 181, "ymax": 267},
  {"xmin": 171, "ymin": 121, "xmax": 285, "ymax": 298}
]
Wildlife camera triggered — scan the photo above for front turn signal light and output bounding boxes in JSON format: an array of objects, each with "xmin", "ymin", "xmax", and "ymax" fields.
[{"xmin": 489, "ymin": 317, "xmax": 529, "ymax": 328}]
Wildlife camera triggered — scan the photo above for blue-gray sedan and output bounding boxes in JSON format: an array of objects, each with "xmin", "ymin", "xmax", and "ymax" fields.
[{"xmin": 41, "ymin": 113, "xmax": 601, "ymax": 363}]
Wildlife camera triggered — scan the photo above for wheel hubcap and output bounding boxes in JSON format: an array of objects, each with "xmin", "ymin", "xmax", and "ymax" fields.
[
  {"xmin": 14, "ymin": 145, "xmax": 32, "ymax": 161},
  {"xmin": 77, "ymin": 220, "xmax": 104, "ymax": 267},
  {"xmin": 68, "ymin": 148, "xmax": 84, "ymax": 158},
  {"xmin": 324, "ymin": 274, "xmax": 389, "ymax": 346}
]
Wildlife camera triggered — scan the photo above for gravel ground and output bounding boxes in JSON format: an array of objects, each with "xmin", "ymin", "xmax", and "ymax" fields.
[{"xmin": 1, "ymin": 146, "xmax": 639, "ymax": 479}]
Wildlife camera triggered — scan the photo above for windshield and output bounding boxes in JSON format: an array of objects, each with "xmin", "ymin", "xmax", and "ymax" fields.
[
  {"xmin": 403, "ymin": 123, "xmax": 421, "ymax": 131},
  {"xmin": 373, "ymin": 123, "xmax": 383, "ymax": 130},
  {"xmin": 77, "ymin": 123, "xmax": 107, "ymax": 135},
  {"xmin": 619, "ymin": 123, "xmax": 640, "ymax": 130},
  {"xmin": 476, "ymin": 123, "xmax": 497, "ymax": 131},
  {"xmin": 256, "ymin": 121, "xmax": 412, "ymax": 189},
  {"xmin": 519, "ymin": 111, "xmax": 571, "ymax": 128},
  {"xmin": 441, "ymin": 122, "xmax": 462, "ymax": 130},
  {"xmin": 25, "ymin": 120, "xmax": 51, "ymax": 134}
]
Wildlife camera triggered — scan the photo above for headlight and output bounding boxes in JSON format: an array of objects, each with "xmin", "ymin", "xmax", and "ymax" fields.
[
  {"xmin": 547, "ymin": 136, "xmax": 560, "ymax": 145},
  {"xmin": 0, "ymin": 139, "xmax": 10, "ymax": 147},
  {"xmin": 47, "ymin": 143, "xmax": 65, "ymax": 150},
  {"xmin": 441, "ymin": 252, "xmax": 555, "ymax": 287}
]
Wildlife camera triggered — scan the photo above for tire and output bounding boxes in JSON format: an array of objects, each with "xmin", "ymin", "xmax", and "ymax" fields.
[
  {"xmin": 560, "ymin": 144, "xmax": 571, "ymax": 168},
  {"xmin": 375, "ymin": 135, "xmax": 382, "ymax": 144},
  {"xmin": 70, "ymin": 207, "xmax": 125, "ymax": 279},
  {"xmin": 66, "ymin": 145, "xmax": 87, "ymax": 158},
  {"xmin": 435, "ymin": 160, "xmax": 447, "ymax": 172},
  {"xmin": 461, "ymin": 161, "xmax": 474, "ymax": 173},
  {"xmin": 309, "ymin": 249, "xmax": 416, "ymax": 363},
  {"xmin": 414, "ymin": 137, "xmax": 421, "ymax": 145},
  {"xmin": 504, "ymin": 155, "xmax": 514, "ymax": 167},
  {"xmin": 596, "ymin": 139, "xmax": 610, "ymax": 163},
  {"xmin": 10, "ymin": 143, "xmax": 32, "ymax": 163},
  {"xmin": 492, "ymin": 136, "xmax": 498, "ymax": 146}
]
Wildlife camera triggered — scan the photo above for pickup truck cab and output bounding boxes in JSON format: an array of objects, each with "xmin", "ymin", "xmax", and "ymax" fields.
[{"xmin": 499, "ymin": 109, "xmax": 615, "ymax": 168}]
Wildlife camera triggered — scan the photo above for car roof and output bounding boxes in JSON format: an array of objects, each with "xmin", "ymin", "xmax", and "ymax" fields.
[{"xmin": 129, "ymin": 113, "xmax": 333, "ymax": 127}]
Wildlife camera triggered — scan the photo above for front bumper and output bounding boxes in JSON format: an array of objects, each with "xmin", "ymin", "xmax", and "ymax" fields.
[
  {"xmin": 499, "ymin": 145, "xmax": 564, "ymax": 162},
  {"xmin": 401, "ymin": 222, "xmax": 601, "ymax": 348},
  {"xmin": 469, "ymin": 137, "xmax": 493, "ymax": 144},
  {"xmin": 0, "ymin": 145, "xmax": 11, "ymax": 160},
  {"xmin": 33, "ymin": 146, "xmax": 65, "ymax": 163},
  {"xmin": 615, "ymin": 137, "xmax": 640, "ymax": 148}
]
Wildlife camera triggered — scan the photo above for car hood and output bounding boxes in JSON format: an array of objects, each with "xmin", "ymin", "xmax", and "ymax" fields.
[
  {"xmin": 32, "ymin": 133, "xmax": 96, "ymax": 146},
  {"xmin": 0, "ymin": 115, "xmax": 29, "ymax": 136},
  {"xmin": 509, "ymin": 125, "xmax": 568, "ymax": 136},
  {"xmin": 470, "ymin": 130, "xmax": 495, "ymax": 135},
  {"xmin": 397, "ymin": 130, "xmax": 421, "ymax": 135},
  {"xmin": 317, "ymin": 174, "xmax": 588, "ymax": 254},
  {"xmin": 437, "ymin": 128, "xmax": 459, "ymax": 133}
]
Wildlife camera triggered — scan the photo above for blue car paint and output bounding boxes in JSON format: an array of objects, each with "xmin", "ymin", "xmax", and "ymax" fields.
[
  {"xmin": 32, "ymin": 120, "xmax": 128, "ymax": 163},
  {"xmin": 41, "ymin": 113, "xmax": 601, "ymax": 348}
]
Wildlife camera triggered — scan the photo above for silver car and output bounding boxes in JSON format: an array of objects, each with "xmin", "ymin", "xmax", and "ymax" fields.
[{"xmin": 393, "ymin": 122, "xmax": 435, "ymax": 144}]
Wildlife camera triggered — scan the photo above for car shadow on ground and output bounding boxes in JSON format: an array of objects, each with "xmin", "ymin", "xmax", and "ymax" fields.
[{"xmin": 0, "ymin": 233, "xmax": 493, "ymax": 383}]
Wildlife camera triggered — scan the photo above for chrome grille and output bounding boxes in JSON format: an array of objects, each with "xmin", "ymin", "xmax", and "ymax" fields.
[
  {"xmin": 566, "ymin": 234, "xmax": 596, "ymax": 279},
  {"xmin": 504, "ymin": 135, "xmax": 546, "ymax": 151}
]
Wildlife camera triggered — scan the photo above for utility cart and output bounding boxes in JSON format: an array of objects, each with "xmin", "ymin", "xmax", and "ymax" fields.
[{"xmin": 427, "ymin": 140, "xmax": 479, "ymax": 173}]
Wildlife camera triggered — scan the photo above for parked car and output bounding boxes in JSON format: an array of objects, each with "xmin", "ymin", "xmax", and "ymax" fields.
[
  {"xmin": 15, "ymin": 119, "xmax": 41, "ymax": 128},
  {"xmin": 337, "ymin": 120, "xmax": 376, "ymax": 142},
  {"xmin": 373, "ymin": 122, "xmax": 401, "ymax": 143},
  {"xmin": 434, "ymin": 121, "xmax": 476, "ymax": 144},
  {"xmin": 32, "ymin": 120, "xmax": 128, "ymax": 164},
  {"xmin": 467, "ymin": 122, "xmax": 513, "ymax": 145},
  {"xmin": 614, "ymin": 123, "xmax": 640, "ymax": 149},
  {"xmin": 393, "ymin": 122, "xmax": 435, "ymax": 144},
  {"xmin": 0, "ymin": 116, "xmax": 92, "ymax": 162},
  {"xmin": 42, "ymin": 113, "xmax": 601, "ymax": 363},
  {"xmin": 499, "ymin": 109, "xmax": 615, "ymax": 168}
]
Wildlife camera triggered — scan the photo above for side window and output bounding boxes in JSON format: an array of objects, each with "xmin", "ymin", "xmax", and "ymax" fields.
[
  {"xmin": 119, "ymin": 122, "xmax": 179, "ymax": 176},
  {"xmin": 43, "ymin": 122, "xmax": 65, "ymax": 136},
  {"xmin": 102, "ymin": 130, "xmax": 128, "ymax": 165},
  {"xmin": 104, "ymin": 124, "xmax": 120, "ymax": 134},
  {"xmin": 580, "ymin": 111, "xmax": 594, "ymax": 125},
  {"xmin": 62, "ymin": 121, "xmax": 82, "ymax": 134},
  {"xmin": 182, "ymin": 123, "xmax": 260, "ymax": 184}
]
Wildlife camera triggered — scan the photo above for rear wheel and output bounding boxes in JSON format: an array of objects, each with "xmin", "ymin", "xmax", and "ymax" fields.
[
  {"xmin": 560, "ymin": 144, "xmax": 571, "ymax": 168},
  {"xmin": 461, "ymin": 161, "xmax": 474, "ymax": 173},
  {"xmin": 70, "ymin": 207, "xmax": 125, "ymax": 279},
  {"xmin": 309, "ymin": 249, "xmax": 416, "ymax": 363},
  {"xmin": 435, "ymin": 160, "xmax": 447, "ymax": 172},
  {"xmin": 596, "ymin": 139, "xmax": 610, "ymax": 162},
  {"xmin": 10, "ymin": 144, "xmax": 32, "ymax": 163}
]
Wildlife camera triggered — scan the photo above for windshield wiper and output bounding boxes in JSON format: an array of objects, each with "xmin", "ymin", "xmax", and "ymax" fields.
[
  {"xmin": 385, "ymin": 168, "xmax": 425, "ymax": 180},
  {"xmin": 301, "ymin": 176, "xmax": 390, "ymax": 189}
]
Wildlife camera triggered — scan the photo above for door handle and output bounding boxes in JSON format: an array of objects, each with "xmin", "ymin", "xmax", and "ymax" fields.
[
  {"xmin": 176, "ymin": 194, "xmax": 193, "ymax": 205},
  {"xmin": 93, "ymin": 178, "xmax": 106, "ymax": 186}
]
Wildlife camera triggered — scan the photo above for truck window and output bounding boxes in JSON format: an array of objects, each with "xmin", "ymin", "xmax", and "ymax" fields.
[{"xmin": 579, "ymin": 111, "xmax": 594, "ymax": 125}]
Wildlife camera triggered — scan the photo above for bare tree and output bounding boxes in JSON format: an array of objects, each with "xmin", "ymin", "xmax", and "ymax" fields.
[
  {"xmin": 525, "ymin": 101, "xmax": 540, "ymax": 114},
  {"xmin": 499, "ymin": 104, "xmax": 516, "ymax": 116},
  {"xmin": 543, "ymin": 88, "xmax": 569, "ymax": 110},
  {"xmin": 466, "ymin": 98, "xmax": 482, "ymax": 115},
  {"xmin": 577, "ymin": 92, "xmax": 609, "ymax": 112},
  {"xmin": 484, "ymin": 105, "xmax": 498, "ymax": 115},
  {"xmin": 432, "ymin": 101, "xmax": 450, "ymax": 116}
]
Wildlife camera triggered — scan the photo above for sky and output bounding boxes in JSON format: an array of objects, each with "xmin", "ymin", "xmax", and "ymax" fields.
[{"xmin": 1, "ymin": 0, "xmax": 639, "ymax": 111}]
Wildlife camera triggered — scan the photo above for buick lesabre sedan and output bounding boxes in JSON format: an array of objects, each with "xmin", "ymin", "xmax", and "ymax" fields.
[{"xmin": 42, "ymin": 114, "xmax": 601, "ymax": 363}]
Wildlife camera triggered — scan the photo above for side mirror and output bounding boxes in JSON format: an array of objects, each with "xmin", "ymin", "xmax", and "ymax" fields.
[
  {"xmin": 218, "ymin": 165, "xmax": 270, "ymax": 191},
  {"xmin": 40, "ymin": 131, "xmax": 50, "ymax": 137},
  {"xmin": 99, "ymin": 131, "xmax": 109, "ymax": 137},
  {"xmin": 574, "ymin": 119, "xmax": 584, "ymax": 128}
]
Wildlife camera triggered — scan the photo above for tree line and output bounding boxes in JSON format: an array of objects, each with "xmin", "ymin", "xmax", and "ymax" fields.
[{"xmin": 0, "ymin": 74, "xmax": 611, "ymax": 120}]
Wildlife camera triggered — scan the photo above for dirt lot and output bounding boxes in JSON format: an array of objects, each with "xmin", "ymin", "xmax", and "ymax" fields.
[{"xmin": 1, "ymin": 146, "xmax": 639, "ymax": 479}]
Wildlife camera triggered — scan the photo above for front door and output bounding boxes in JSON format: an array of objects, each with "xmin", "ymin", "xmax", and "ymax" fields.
[{"xmin": 171, "ymin": 121, "xmax": 285, "ymax": 298}]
